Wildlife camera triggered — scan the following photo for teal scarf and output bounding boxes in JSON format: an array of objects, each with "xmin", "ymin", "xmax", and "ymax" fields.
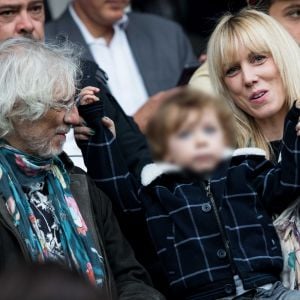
[{"xmin": 0, "ymin": 143, "xmax": 104, "ymax": 286}]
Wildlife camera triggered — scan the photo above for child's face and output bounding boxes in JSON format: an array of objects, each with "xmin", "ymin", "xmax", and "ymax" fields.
[{"xmin": 164, "ymin": 107, "xmax": 227, "ymax": 173}]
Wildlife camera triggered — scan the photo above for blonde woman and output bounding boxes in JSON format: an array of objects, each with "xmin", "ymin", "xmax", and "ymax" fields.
[
  {"xmin": 208, "ymin": 9, "xmax": 300, "ymax": 157},
  {"xmin": 207, "ymin": 9, "xmax": 300, "ymax": 290}
]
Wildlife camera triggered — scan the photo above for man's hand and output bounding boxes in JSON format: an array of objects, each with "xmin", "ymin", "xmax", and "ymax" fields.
[{"xmin": 133, "ymin": 87, "xmax": 182, "ymax": 133}]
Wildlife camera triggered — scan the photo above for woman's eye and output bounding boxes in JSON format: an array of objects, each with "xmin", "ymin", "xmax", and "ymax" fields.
[
  {"xmin": 251, "ymin": 54, "xmax": 267, "ymax": 64},
  {"xmin": 203, "ymin": 126, "xmax": 217, "ymax": 135},
  {"xmin": 225, "ymin": 66, "xmax": 239, "ymax": 77}
]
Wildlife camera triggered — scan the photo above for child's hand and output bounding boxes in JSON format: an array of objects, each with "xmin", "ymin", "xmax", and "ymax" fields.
[
  {"xmin": 79, "ymin": 86, "xmax": 100, "ymax": 105},
  {"xmin": 102, "ymin": 116, "xmax": 116, "ymax": 137}
]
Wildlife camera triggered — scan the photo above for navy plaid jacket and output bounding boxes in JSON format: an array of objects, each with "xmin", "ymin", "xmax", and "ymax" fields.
[{"xmin": 78, "ymin": 102, "xmax": 300, "ymax": 300}]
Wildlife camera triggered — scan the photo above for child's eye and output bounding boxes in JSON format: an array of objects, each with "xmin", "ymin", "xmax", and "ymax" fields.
[
  {"xmin": 203, "ymin": 126, "xmax": 217, "ymax": 135},
  {"xmin": 177, "ymin": 130, "xmax": 191, "ymax": 139}
]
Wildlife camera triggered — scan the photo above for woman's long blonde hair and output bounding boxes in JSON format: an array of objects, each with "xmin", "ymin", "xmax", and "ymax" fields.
[{"xmin": 207, "ymin": 9, "xmax": 300, "ymax": 158}]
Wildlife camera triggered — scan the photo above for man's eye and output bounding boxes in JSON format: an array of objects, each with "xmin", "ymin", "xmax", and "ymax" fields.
[
  {"xmin": 30, "ymin": 4, "xmax": 43, "ymax": 15},
  {"xmin": 203, "ymin": 126, "xmax": 216, "ymax": 135},
  {"xmin": 225, "ymin": 66, "xmax": 239, "ymax": 77},
  {"xmin": 0, "ymin": 10, "xmax": 16, "ymax": 17}
]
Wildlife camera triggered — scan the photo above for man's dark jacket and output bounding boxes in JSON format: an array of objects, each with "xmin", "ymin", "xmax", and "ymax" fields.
[{"xmin": 0, "ymin": 152, "xmax": 164, "ymax": 300}]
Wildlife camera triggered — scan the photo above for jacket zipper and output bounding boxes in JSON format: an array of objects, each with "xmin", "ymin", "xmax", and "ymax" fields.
[{"xmin": 204, "ymin": 179, "xmax": 237, "ymax": 275}]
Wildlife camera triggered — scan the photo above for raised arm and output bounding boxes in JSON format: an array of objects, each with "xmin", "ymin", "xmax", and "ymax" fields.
[
  {"xmin": 255, "ymin": 102, "xmax": 300, "ymax": 213},
  {"xmin": 77, "ymin": 100, "xmax": 144, "ymax": 213}
]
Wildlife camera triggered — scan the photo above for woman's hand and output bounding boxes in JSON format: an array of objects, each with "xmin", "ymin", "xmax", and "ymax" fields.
[
  {"xmin": 102, "ymin": 116, "xmax": 116, "ymax": 137},
  {"xmin": 296, "ymin": 117, "xmax": 300, "ymax": 136},
  {"xmin": 79, "ymin": 86, "xmax": 100, "ymax": 105}
]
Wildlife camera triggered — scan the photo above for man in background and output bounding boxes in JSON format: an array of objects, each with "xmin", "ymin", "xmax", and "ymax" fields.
[{"xmin": 45, "ymin": 0, "xmax": 198, "ymax": 121}]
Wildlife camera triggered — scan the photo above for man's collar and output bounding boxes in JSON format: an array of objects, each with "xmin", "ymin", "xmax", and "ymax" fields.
[
  {"xmin": 69, "ymin": 4, "xmax": 129, "ymax": 45},
  {"xmin": 116, "ymin": 13, "xmax": 129, "ymax": 30}
]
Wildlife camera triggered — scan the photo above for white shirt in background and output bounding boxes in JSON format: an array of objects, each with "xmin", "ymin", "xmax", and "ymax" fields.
[
  {"xmin": 64, "ymin": 129, "xmax": 86, "ymax": 171},
  {"xmin": 64, "ymin": 5, "xmax": 149, "ymax": 169},
  {"xmin": 69, "ymin": 4, "xmax": 149, "ymax": 116}
]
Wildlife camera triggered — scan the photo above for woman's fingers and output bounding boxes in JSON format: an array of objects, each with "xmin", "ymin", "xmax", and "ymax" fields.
[
  {"xmin": 296, "ymin": 117, "xmax": 300, "ymax": 135},
  {"xmin": 74, "ymin": 124, "xmax": 94, "ymax": 140},
  {"xmin": 102, "ymin": 116, "xmax": 116, "ymax": 137}
]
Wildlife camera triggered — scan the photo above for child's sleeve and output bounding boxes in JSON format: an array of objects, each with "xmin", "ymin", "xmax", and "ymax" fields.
[
  {"xmin": 257, "ymin": 102, "xmax": 300, "ymax": 213},
  {"xmin": 77, "ymin": 101, "xmax": 143, "ymax": 213}
]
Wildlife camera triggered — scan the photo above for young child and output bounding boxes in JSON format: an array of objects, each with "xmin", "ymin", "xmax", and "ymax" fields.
[{"xmin": 77, "ymin": 87, "xmax": 300, "ymax": 300}]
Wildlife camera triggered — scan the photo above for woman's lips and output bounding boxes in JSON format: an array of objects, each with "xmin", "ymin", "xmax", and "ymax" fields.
[{"xmin": 249, "ymin": 90, "xmax": 268, "ymax": 104}]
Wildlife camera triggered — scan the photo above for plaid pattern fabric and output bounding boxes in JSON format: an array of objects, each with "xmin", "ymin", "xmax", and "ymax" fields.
[{"xmin": 78, "ymin": 102, "xmax": 300, "ymax": 299}]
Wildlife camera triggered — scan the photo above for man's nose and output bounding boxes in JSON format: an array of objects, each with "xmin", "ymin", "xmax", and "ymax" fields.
[
  {"xmin": 64, "ymin": 106, "xmax": 81, "ymax": 126},
  {"xmin": 16, "ymin": 12, "xmax": 34, "ymax": 36}
]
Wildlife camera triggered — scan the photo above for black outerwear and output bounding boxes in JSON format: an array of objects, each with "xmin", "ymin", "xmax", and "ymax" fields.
[
  {"xmin": 0, "ymin": 153, "xmax": 164, "ymax": 300},
  {"xmin": 77, "ymin": 101, "xmax": 300, "ymax": 299},
  {"xmin": 78, "ymin": 60, "xmax": 170, "ymax": 295},
  {"xmin": 78, "ymin": 59, "xmax": 152, "ymax": 178}
]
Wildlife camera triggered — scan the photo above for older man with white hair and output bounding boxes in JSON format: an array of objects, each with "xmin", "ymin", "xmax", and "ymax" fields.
[{"xmin": 0, "ymin": 37, "xmax": 163, "ymax": 300}]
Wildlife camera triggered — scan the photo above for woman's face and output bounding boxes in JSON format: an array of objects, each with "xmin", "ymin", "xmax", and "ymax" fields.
[{"xmin": 223, "ymin": 47, "xmax": 286, "ymax": 120}]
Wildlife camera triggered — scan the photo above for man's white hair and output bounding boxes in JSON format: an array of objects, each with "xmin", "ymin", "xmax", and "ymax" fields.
[{"xmin": 0, "ymin": 37, "xmax": 81, "ymax": 137}]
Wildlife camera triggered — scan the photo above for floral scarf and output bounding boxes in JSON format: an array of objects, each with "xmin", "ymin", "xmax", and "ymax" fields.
[{"xmin": 0, "ymin": 143, "xmax": 105, "ymax": 286}]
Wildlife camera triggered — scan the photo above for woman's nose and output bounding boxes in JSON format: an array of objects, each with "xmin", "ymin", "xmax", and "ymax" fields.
[{"xmin": 241, "ymin": 65, "xmax": 258, "ymax": 87}]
